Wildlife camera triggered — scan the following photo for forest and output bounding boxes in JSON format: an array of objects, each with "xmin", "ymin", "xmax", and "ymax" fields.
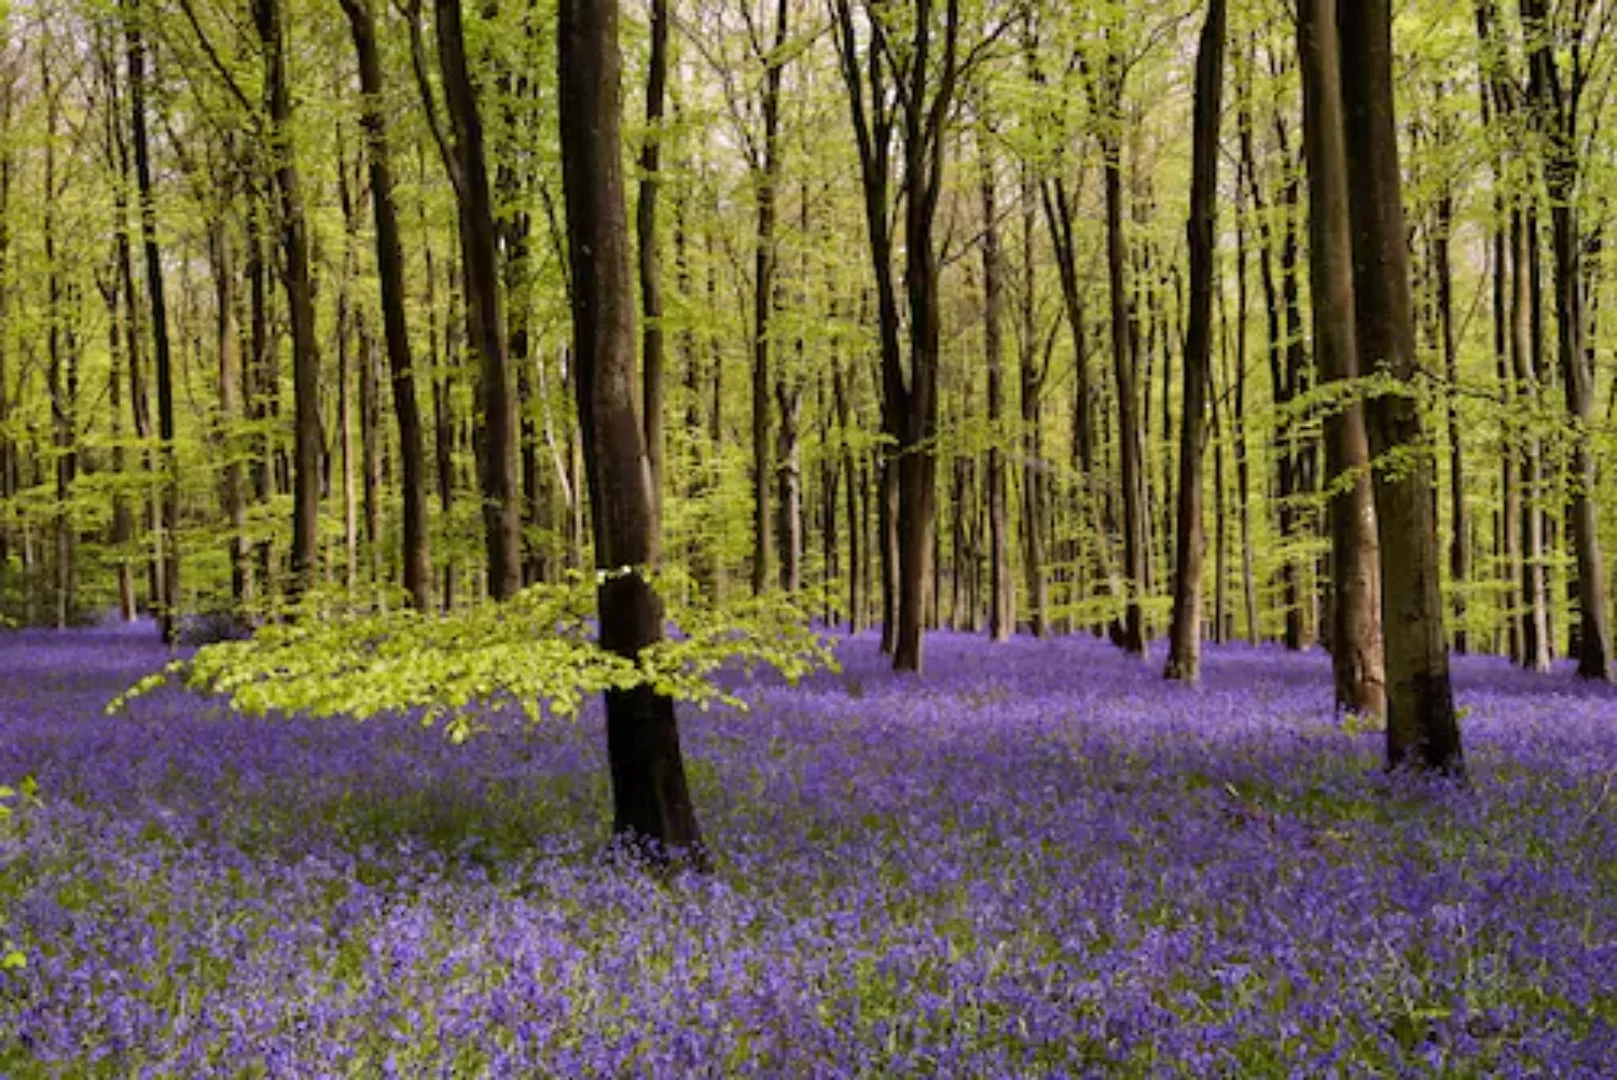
[{"xmin": 0, "ymin": 0, "xmax": 1614, "ymax": 1073}]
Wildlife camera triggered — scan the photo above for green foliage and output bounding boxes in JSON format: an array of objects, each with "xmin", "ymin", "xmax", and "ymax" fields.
[{"xmin": 111, "ymin": 572, "xmax": 837, "ymax": 738}]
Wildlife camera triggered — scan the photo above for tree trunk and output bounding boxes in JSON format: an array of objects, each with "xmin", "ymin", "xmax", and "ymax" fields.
[
  {"xmin": 128, "ymin": 1, "xmax": 178, "ymax": 641},
  {"xmin": 1512, "ymin": 210, "xmax": 1551, "ymax": 671},
  {"xmin": 343, "ymin": 0, "xmax": 430, "ymax": 609},
  {"xmin": 1434, "ymin": 177, "xmax": 1468, "ymax": 654},
  {"xmin": 435, "ymin": 0, "xmax": 522, "ymax": 601},
  {"xmin": 559, "ymin": 0, "xmax": 705, "ymax": 865},
  {"xmin": 1103, "ymin": 118, "xmax": 1145, "ymax": 655},
  {"xmin": 979, "ymin": 132, "xmax": 1012, "ymax": 642},
  {"xmin": 209, "ymin": 220, "xmax": 251, "ymax": 611},
  {"xmin": 750, "ymin": 0, "xmax": 789, "ymax": 597},
  {"xmin": 1166, "ymin": 0, "xmax": 1226, "ymax": 682},
  {"xmin": 638, "ymin": 0, "xmax": 668, "ymax": 520},
  {"xmin": 1338, "ymin": 0, "xmax": 1463, "ymax": 774},
  {"xmin": 1298, "ymin": 0, "xmax": 1385, "ymax": 714},
  {"xmin": 256, "ymin": 0, "xmax": 321, "ymax": 607},
  {"xmin": 1522, "ymin": 0, "xmax": 1611, "ymax": 679}
]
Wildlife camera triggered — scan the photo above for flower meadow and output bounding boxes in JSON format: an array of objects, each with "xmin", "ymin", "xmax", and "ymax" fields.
[{"xmin": 0, "ymin": 622, "xmax": 1613, "ymax": 1077}]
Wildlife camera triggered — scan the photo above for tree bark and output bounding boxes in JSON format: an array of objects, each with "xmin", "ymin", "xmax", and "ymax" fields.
[
  {"xmin": 1298, "ymin": 0, "xmax": 1385, "ymax": 714},
  {"xmin": 1521, "ymin": 0, "xmax": 1611, "ymax": 679},
  {"xmin": 343, "ymin": 0, "xmax": 431, "ymax": 610},
  {"xmin": 255, "ymin": 0, "xmax": 321, "ymax": 607},
  {"xmin": 1338, "ymin": 0, "xmax": 1463, "ymax": 773},
  {"xmin": 638, "ymin": 0, "xmax": 668, "ymax": 521},
  {"xmin": 979, "ymin": 128, "xmax": 1012, "ymax": 642},
  {"xmin": 559, "ymin": 0, "xmax": 705, "ymax": 864},
  {"xmin": 128, "ymin": 0, "xmax": 179, "ymax": 640},
  {"xmin": 1166, "ymin": 0, "xmax": 1226, "ymax": 682},
  {"xmin": 432, "ymin": 0, "xmax": 522, "ymax": 601},
  {"xmin": 1103, "ymin": 115, "xmax": 1145, "ymax": 655},
  {"xmin": 1434, "ymin": 175, "xmax": 1468, "ymax": 654},
  {"xmin": 750, "ymin": 0, "xmax": 789, "ymax": 597}
]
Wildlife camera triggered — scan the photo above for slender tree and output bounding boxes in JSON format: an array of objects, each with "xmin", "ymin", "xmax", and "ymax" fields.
[
  {"xmin": 341, "ymin": 0, "xmax": 432, "ymax": 610},
  {"xmin": 254, "ymin": 0, "xmax": 321, "ymax": 606},
  {"xmin": 1165, "ymin": 0, "xmax": 1226, "ymax": 682}
]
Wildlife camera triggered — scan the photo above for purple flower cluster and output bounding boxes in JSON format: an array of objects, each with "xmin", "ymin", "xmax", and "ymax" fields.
[{"xmin": 1, "ymin": 622, "xmax": 1613, "ymax": 1075}]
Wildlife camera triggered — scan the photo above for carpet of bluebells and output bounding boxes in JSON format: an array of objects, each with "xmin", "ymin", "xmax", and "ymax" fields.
[{"xmin": 1, "ymin": 620, "xmax": 1614, "ymax": 1077}]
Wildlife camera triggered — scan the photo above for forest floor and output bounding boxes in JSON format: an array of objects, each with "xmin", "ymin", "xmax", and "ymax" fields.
[{"xmin": 0, "ymin": 621, "xmax": 1613, "ymax": 1076}]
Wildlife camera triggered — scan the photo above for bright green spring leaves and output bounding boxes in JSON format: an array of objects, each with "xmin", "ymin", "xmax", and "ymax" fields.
[{"xmin": 111, "ymin": 571, "xmax": 837, "ymax": 742}]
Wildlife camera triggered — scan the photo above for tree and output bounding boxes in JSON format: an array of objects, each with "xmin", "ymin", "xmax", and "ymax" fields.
[
  {"xmin": 559, "ymin": 0, "xmax": 706, "ymax": 862},
  {"xmin": 831, "ymin": 0, "xmax": 973, "ymax": 673},
  {"xmin": 1296, "ymin": 0, "xmax": 1385, "ymax": 715},
  {"xmin": 1165, "ymin": 0, "xmax": 1225, "ymax": 683},
  {"xmin": 1519, "ymin": 0, "xmax": 1612, "ymax": 681},
  {"xmin": 1338, "ymin": 0, "xmax": 1463, "ymax": 773},
  {"xmin": 254, "ymin": 0, "xmax": 321, "ymax": 607},
  {"xmin": 340, "ymin": 0, "xmax": 432, "ymax": 611},
  {"xmin": 126, "ymin": 0, "xmax": 179, "ymax": 641}
]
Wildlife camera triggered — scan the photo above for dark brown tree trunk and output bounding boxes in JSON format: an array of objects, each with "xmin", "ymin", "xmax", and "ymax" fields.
[
  {"xmin": 1512, "ymin": 211, "xmax": 1551, "ymax": 671},
  {"xmin": 209, "ymin": 220, "xmax": 251, "ymax": 611},
  {"xmin": 256, "ymin": 0, "xmax": 321, "ymax": 607},
  {"xmin": 833, "ymin": 351, "xmax": 862, "ymax": 632},
  {"xmin": 559, "ymin": 0, "xmax": 705, "ymax": 865},
  {"xmin": 1433, "ymin": 176, "xmax": 1468, "ymax": 654},
  {"xmin": 343, "ymin": 0, "xmax": 431, "ymax": 610},
  {"xmin": 1020, "ymin": 164, "xmax": 1049, "ymax": 639},
  {"xmin": 434, "ymin": 0, "xmax": 522, "ymax": 601},
  {"xmin": 44, "ymin": 54, "xmax": 75, "ymax": 629},
  {"xmin": 1521, "ymin": 0, "xmax": 1611, "ymax": 679},
  {"xmin": 979, "ymin": 131, "xmax": 1012, "ymax": 642},
  {"xmin": 1103, "ymin": 117, "xmax": 1145, "ymax": 655},
  {"xmin": 246, "ymin": 196, "xmax": 275, "ymax": 601},
  {"xmin": 832, "ymin": 0, "xmax": 959, "ymax": 672},
  {"xmin": 1166, "ymin": 0, "xmax": 1226, "ymax": 682},
  {"xmin": 638, "ymin": 0, "xmax": 668, "ymax": 520},
  {"xmin": 128, "ymin": 1, "xmax": 178, "ymax": 641},
  {"xmin": 1338, "ymin": 0, "xmax": 1463, "ymax": 774},
  {"xmin": 1233, "ymin": 134, "xmax": 1259, "ymax": 642},
  {"xmin": 750, "ymin": 0, "xmax": 789, "ymax": 597},
  {"xmin": 1298, "ymin": 0, "xmax": 1385, "ymax": 715}
]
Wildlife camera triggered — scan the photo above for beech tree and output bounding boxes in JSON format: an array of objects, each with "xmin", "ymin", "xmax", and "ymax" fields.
[
  {"xmin": 559, "ymin": 0, "xmax": 705, "ymax": 861},
  {"xmin": 1165, "ymin": 0, "xmax": 1226, "ymax": 683},
  {"xmin": 1338, "ymin": 0, "xmax": 1463, "ymax": 772},
  {"xmin": 1297, "ymin": 0, "xmax": 1384, "ymax": 715}
]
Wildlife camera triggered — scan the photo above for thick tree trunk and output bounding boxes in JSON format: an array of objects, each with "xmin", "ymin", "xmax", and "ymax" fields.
[
  {"xmin": 1166, "ymin": 0, "xmax": 1226, "ymax": 682},
  {"xmin": 559, "ymin": 0, "xmax": 705, "ymax": 864},
  {"xmin": 1298, "ymin": 0, "xmax": 1385, "ymax": 714},
  {"xmin": 1338, "ymin": 0, "xmax": 1462, "ymax": 774}
]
